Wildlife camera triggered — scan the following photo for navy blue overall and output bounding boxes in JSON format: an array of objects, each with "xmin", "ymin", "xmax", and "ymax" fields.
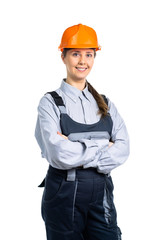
[{"xmin": 40, "ymin": 91, "xmax": 122, "ymax": 240}]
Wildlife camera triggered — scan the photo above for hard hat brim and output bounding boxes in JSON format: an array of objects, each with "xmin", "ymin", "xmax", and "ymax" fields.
[{"xmin": 58, "ymin": 45, "xmax": 101, "ymax": 52}]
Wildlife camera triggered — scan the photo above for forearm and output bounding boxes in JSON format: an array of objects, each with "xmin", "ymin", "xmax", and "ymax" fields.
[
  {"xmin": 97, "ymin": 135, "xmax": 130, "ymax": 174},
  {"xmin": 35, "ymin": 103, "xmax": 109, "ymax": 169},
  {"xmin": 83, "ymin": 100, "xmax": 130, "ymax": 173},
  {"xmin": 44, "ymin": 133, "xmax": 108, "ymax": 169},
  {"xmin": 83, "ymin": 130, "xmax": 129, "ymax": 173}
]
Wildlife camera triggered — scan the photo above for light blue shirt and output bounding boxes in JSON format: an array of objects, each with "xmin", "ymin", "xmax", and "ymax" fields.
[{"xmin": 35, "ymin": 79, "xmax": 130, "ymax": 174}]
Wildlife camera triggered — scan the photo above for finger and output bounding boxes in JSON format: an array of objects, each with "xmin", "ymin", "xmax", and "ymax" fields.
[
  {"xmin": 57, "ymin": 131, "xmax": 68, "ymax": 140},
  {"xmin": 109, "ymin": 142, "xmax": 114, "ymax": 147},
  {"xmin": 57, "ymin": 131, "xmax": 62, "ymax": 136}
]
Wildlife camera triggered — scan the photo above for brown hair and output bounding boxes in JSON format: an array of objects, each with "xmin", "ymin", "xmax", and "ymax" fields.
[
  {"xmin": 62, "ymin": 48, "xmax": 109, "ymax": 117},
  {"xmin": 87, "ymin": 81, "xmax": 109, "ymax": 117}
]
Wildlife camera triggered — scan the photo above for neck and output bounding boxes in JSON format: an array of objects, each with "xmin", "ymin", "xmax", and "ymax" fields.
[{"xmin": 66, "ymin": 78, "xmax": 86, "ymax": 91}]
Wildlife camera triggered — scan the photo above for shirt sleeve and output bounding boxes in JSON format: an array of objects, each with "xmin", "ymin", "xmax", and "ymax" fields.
[
  {"xmin": 83, "ymin": 100, "xmax": 130, "ymax": 174},
  {"xmin": 35, "ymin": 95, "xmax": 109, "ymax": 170}
]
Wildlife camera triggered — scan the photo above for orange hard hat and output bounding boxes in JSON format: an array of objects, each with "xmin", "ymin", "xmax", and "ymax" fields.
[{"xmin": 58, "ymin": 23, "xmax": 101, "ymax": 52}]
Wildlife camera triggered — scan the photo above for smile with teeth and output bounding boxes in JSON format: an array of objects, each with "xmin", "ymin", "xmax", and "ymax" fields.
[{"xmin": 76, "ymin": 67, "xmax": 87, "ymax": 72}]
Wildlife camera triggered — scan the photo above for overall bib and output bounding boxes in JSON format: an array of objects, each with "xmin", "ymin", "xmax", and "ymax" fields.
[{"xmin": 40, "ymin": 91, "xmax": 122, "ymax": 240}]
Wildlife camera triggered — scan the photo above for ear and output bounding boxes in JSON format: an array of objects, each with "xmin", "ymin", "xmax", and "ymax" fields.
[{"xmin": 61, "ymin": 53, "xmax": 66, "ymax": 64}]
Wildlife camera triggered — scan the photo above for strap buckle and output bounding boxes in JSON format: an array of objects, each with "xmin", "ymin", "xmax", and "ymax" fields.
[{"xmin": 66, "ymin": 169, "xmax": 76, "ymax": 181}]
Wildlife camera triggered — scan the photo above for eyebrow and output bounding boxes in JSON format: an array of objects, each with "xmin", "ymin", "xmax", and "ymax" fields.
[{"xmin": 72, "ymin": 50, "xmax": 94, "ymax": 53}]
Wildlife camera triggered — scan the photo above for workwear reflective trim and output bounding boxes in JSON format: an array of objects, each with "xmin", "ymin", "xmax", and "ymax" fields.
[
  {"xmin": 103, "ymin": 186, "xmax": 111, "ymax": 225},
  {"xmin": 72, "ymin": 180, "xmax": 78, "ymax": 221},
  {"xmin": 68, "ymin": 131, "xmax": 111, "ymax": 141}
]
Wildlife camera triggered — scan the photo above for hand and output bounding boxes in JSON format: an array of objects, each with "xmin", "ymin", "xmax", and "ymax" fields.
[
  {"xmin": 57, "ymin": 131, "xmax": 68, "ymax": 140},
  {"xmin": 109, "ymin": 141, "xmax": 114, "ymax": 147}
]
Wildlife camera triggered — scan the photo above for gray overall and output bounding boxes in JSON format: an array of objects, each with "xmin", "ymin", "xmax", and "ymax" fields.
[{"xmin": 40, "ymin": 91, "xmax": 122, "ymax": 240}]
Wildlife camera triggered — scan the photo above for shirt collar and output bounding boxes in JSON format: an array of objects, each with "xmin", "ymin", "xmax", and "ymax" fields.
[{"xmin": 60, "ymin": 79, "xmax": 91, "ymax": 103}]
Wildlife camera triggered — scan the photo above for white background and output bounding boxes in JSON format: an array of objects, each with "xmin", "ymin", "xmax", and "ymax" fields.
[{"xmin": 0, "ymin": 0, "xmax": 160, "ymax": 239}]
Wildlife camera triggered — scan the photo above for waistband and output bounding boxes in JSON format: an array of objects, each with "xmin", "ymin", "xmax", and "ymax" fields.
[{"xmin": 48, "ymin": 165, "xmax": 105, "ymax": 181}]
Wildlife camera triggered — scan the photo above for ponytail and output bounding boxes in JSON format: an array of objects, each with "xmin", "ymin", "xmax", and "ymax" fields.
[{"xmin": 87, "ymin": 81, "xmax": 109, "ymax": 117}]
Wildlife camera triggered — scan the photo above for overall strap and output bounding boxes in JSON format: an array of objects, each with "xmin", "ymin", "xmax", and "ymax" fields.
[
  {"xmin": 47, "ymin": 91, "xmax": 66, "ymax": 113},
  {"xmin": 47, "ymin": 91, "xmax": 65, "ymax": 106}
]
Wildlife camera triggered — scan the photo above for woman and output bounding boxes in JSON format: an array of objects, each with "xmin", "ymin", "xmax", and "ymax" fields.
[{"xmin": 35, "ymin": 23, "xmax": 130, "ymax": 240}]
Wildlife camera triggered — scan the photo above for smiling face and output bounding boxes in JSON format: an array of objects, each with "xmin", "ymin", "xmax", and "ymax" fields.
[{"xmin": 61, "ymin": 48, "xmax": 95, "ymax": 85}]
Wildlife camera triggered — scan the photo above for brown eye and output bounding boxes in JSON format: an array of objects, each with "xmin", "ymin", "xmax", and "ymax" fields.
[
  {"xmin": 86, "ymin": 54, "xmax": 93, "ymax": 58},
  {"xmin": 72, "ymin": 53, "xmax": 79, "ymax": 57}
]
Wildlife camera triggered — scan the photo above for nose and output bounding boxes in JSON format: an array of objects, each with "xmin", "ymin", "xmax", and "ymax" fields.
[{"xmin": 78, "ymin": 54, "xmax": 86, "ymax": 65}]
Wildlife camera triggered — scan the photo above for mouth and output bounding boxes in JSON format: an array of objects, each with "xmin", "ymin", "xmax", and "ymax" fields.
[{"xmin": 75, "ymin": 67, "xmax": 88, "ymax": 72}]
